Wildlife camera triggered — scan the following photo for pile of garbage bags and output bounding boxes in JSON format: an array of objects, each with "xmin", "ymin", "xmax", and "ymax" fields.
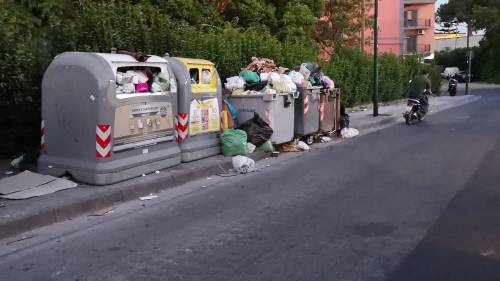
[
  {"xmin": 224, "ymin": 57, "xmax": 336, "ymax": 96},
  {"xmin": 221, "ymin": 113, "xmax": 274, "ymax": 156},
  {"xmin": 116, "ymin": 68, "xmax": 171, "ymax": 94}
]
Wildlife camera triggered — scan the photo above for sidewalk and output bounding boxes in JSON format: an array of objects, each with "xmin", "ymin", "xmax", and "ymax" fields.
[{"xmin": 0, "ymin": 94, "xmax": 481, "ymax": 239}]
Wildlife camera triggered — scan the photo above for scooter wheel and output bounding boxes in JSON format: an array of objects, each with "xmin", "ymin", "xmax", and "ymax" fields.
[{"xmin": 405, "ymin": 116, "xmax": 411, "ymax": 125}]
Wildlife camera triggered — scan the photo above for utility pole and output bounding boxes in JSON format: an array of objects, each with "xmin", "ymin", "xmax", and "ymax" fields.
[
  {"xmin": 373, "ymin": 0, "xmax": 379, "ymax": 116},
  {"xmin": 465, "ymin": 24, "xmax": 472, "ymax": 95},
  {"xmin": 361, "ymin": 0, "xmax": 365, "ymax": 51}
]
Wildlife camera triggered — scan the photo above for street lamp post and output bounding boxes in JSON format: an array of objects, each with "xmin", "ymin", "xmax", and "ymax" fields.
[
  {"xmin": 465, "ymin": 24, "xmax": 472, "ymax": 95},
  {"xmin": 373, "ymin": 0, "xmax": 379, "ymax": 116}
]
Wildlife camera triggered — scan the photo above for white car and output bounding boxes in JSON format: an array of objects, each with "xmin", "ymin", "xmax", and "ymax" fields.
[{"xmin": 441, "ymin": 67, "xmax": 460, "ymax": 79}]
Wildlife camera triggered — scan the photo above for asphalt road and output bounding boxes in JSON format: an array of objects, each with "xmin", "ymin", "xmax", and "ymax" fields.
[{"xmin": 1, "ymin": 87, "xmax": 500, "ymax": 281}]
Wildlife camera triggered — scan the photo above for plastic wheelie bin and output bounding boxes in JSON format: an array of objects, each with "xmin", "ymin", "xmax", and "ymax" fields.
[
  {"xmin": 38, "ymin": 52, "xmax": 180, "ymax": 185},
  {"xmin": 228, "ymin": 90, "xmax": 298, "ymax": 145},
  {"xmin": 319, "ymin": 88, "xmax": 341, "ymax": 134},
  {"xmin": 294, "ymin": 86, "xmax": 321, "ymax": 144},
  {"xmin": 166, "ymin": 57, "xmax": 222, "ymax": 162}
]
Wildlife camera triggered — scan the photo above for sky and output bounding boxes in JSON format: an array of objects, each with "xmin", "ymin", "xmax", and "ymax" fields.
[
  {"xmin": 435, "ymin": 0, "xmax": 448, "ymax": 10},
  {"xmin": 434, "ymin": 0, "xmax": 471, "ymax": 34}
]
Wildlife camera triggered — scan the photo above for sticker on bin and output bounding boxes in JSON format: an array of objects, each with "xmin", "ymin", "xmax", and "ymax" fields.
[
  {"xmin": 304, "ymin": 95, "xmax": 310, "ymax": 116},
  {"xmin": 175, "ymin": 113, "xmax": 189, "ymax": 142},
  {"xmin": 96, "ymin": 124, "xmax": 112, "ymax": 158},
  {"xmin": 40, "ymin": 120, "xmax": 45, "ymax": 151},
  {"xmin": 189, "ymin": 98, "xmax": 220, "ymax": 136}
]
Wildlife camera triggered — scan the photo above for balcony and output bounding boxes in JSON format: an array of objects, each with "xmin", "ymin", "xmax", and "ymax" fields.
[
  {"xmin": 405, "ymin": 44, "xmax": 432, "ymax": 54},
  {"xmin": 405, "ymin": 18, "xmax": 432, "ymax": 29}
]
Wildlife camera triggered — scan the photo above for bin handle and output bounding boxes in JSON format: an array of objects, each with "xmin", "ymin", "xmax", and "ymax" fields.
[
  {"xmin": 292, "ymin": 91, "xmax": 299, "ymax": 99},
  {"xmin": 283, "ymin": 95, "xmax": 292, "ymax": 108}
]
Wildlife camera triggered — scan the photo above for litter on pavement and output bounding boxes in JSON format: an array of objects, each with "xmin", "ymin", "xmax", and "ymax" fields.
[
  {"xmin": 232, "ymin": 156, "xmax": 256, "ymax": 174},
  {"xmin": 320, "ymin": 136, "xmax": 333, "ymax": 143},
  {"xmin": 341, "ymin": 128, "xmax": 359, "ymax": 138},
  {"xmin": 297, "ymin": 141, "xmax": 310, "ymax": 151},
  {"xmin": 0, "ymin": 171, "xmax": 77, "ymax": 199},
  {"xmin": 139, "ymin": 194, "xmax": 159, "ymax": 201},
  {"xmin": 90, "ymin": 207, "xmax": 115, "ymax": 216}
]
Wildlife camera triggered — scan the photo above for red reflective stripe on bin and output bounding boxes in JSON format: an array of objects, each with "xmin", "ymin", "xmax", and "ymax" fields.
[
  {"xmin": 96, "ymin": 124, "xmax": 112, "ymax": 158},
  {"xmin": 40, "ymin": 120, "xmax": 45, "ymax": 151},
  {"xmin": 175, "ymin": 113, "xmax": 189, "ymax": 142},
  {"xmin": 304, "ymin": 95, "xmax": 309, "ymax": 116}
]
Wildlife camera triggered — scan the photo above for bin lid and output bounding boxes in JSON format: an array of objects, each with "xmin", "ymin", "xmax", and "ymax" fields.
[
  {"xmin": 95, "ymin": 53, "xmax": 167, "ymax": 65},
  {"xmin": 174, "ymin": 57, "xmax": 215, "ymax": 67}
]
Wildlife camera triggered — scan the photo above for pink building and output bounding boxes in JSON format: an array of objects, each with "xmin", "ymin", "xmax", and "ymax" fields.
[
  {"xmin": 365, "ymin": 0, "xmax": 435, "ymax": 57},
  {"xmin": 403, "ymin": 0, "xmax": 435, "ymax": 56}
]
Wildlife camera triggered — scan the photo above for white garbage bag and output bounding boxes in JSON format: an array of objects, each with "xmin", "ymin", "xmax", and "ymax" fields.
[
  {"xmin": 300, "ymin": 64, "xmax": 311, "ymax": 80},
  {"xmin": 151, "ymin": 82, "xmax": 163, "ymax": 92},
  {"xmin": 297, "ymin": 141, "xmax": 310, "ymax": 151},
  {"xmin": 288, "ymin": 71, "xmax": 305, "ymax": 85},
  {"xmin": 116, "ymin": 72, "xmax": 133, "ymax": 85},
  {"xmin": 232, "ymin": 156, "xmax": 256, "ymax": 174},
  {"xmin": 341, "ymin": 128, "xmax": 359, "ymax": 138},
  {"xmin": 280, "ymin": 74, "xmax": 297, "ymax": 92},
  {"xmin": 246, "ymin": 142, "xmax": 256, "ymax": 154},
  {"xmin": 225, "ymin": 76, "xmax": 246, "ymax": 90},
  {"xmin": 269, "ymin": 72, "xmax": 281, "ymax": 83},
  {"xmin": 260, "ymin": 72, "xmax": 269, "ymax": 82},
  {"xmin": 201, "ymin": 69, "xmax": 211, "ymax": 84},
  {"xmin": 122, "ymin": 83, "xmax": 135, "ymax": 93}
]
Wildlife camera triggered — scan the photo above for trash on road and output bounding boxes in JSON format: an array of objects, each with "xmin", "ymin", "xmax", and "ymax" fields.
[
  {"xmin": 0, "ymin": 171, "xmax": 77, "ymax": 200},
  {"xmin": 320, "ymin": 136, "xmax": 333, "ymax": 143},
  {"xmin": 297, "ymin": 141, "xmax": 310, "ymax": 151},
  {"xmin": 341, "ymin": 128, "xmax": 359, "ymax": 138},
  {"xmin": 279, "ymin": 143, "xmax": 301, "ymax": 152},
  {"xmin": 139, "ymin": 194, "xmax": 158, "ymax": 201},
  {"xmin": 90, "ymin": 207, "xmax": 115, "ymax": 217},
  {"xmin": 232, "ymin": 156, "xmax": 256, "ymax": 174}
]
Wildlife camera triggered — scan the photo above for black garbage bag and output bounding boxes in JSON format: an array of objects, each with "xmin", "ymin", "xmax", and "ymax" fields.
[
  {"xmin": 245, "ymin": 80, "xmax": 268, "ymax": 91},
  {"xmin": 237, "ymin": 113, "xmax": 273, "ymax": 147},
  {"xmin": 339, "ymin": 102, "xmax": 350, "ymax": 129}
]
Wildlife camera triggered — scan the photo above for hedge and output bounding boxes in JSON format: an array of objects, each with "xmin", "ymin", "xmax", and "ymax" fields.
[{"xmin": 321, "ymin": 49, "xmax": 440, "ymax": 107}]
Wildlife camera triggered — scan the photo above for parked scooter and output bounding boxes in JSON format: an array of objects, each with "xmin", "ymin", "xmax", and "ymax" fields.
[
  {"xmin": 448, "ymin": 78, "xmax": 458, "ymax": 96},
  {"xmin": 403, "ymin": 90, "xmax": 432, "ymax": 125}
]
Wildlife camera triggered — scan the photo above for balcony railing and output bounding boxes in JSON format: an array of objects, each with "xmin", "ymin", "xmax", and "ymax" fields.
[
  {"xmin": 405, "ymin": 18, "xmax": 432, "ymax": 29},
  {"xmin": 405, "ymin": 44, "xmax": 432, "ymax": 54}
]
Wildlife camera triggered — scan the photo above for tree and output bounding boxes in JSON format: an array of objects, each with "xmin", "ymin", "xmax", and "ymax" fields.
[
  {"xmin": 314, "ymin": 0, "xmax": 373, "ymax": 58},
  {"xmin": 437, "ymin": 0, "xmax": 500, "ymax": 82}
]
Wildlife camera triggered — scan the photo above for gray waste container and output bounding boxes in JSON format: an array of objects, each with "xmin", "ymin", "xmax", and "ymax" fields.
[
  {"xmin": 228, "ymin": 90, "xmax": 298, "ymax": 145},
  {"xmin": 38, "ymin": 52, "xmax": 181, "ymax": 185},
  {"xmin": 294, "ymin": 86, "xmax": 321, "ymax": 144},
  {"xmin": 165, "ymin": 57, "xmax": 223, "ymax": 162}
]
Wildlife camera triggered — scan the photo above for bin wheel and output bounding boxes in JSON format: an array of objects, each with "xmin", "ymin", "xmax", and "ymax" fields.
[{"xmin": 305, "ymin": 135, "xmax": 314, "ymax": 145}]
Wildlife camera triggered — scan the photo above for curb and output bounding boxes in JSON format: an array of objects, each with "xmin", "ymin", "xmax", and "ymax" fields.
[{"xmin": 0, "ymin": 152, "xmax": 270, "ymax": 239}]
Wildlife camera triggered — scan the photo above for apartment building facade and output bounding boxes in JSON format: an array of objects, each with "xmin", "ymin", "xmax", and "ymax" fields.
[{"xmin": 365, "ymin": 0, "xmax": 435, "ymax": 57}]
